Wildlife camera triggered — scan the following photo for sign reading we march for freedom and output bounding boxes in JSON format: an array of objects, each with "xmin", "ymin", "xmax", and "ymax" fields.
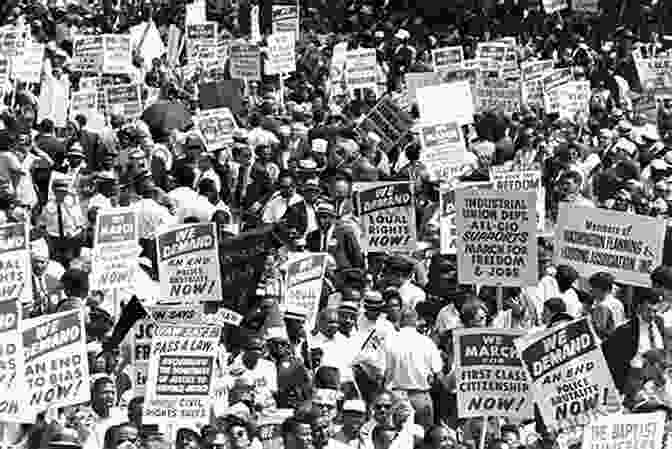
[
  {"xmin": 515, "ymin": 318, "xmax": 618, "ymax": 432},
  {"xmin": 555, "ymin": 204, "xmax": 666, "ymax": 286},
  {"xmin": 356, "ymin": 182, "xmax": 417, "ymax": 253},
  {"xmin": 454, "ymin": 328, "xmax": 532, "ymax": 420}
]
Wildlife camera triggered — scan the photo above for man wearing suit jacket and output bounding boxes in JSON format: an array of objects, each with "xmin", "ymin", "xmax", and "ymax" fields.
[
  {"xmin": 307, "ymin": 202, "xmax": 364, "ymax": 270},
  {"xmin": 602, "ymin": 287, "xmax": 665, "ymax": 393}
]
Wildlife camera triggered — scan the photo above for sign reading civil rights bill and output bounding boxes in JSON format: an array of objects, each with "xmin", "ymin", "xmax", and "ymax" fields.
[
  {"xmin": 491, "ymin": 170, "xmax": 546, "ymax": 233},
  {"xmin": 130, "ymin": 304, "xmax": 203, "ymax": 397},
  {"xmin": 515, "ymin": 318, "xmax": 618, "ymax": 432},
  {"xmin": 283, "ymin": 253, "xmax": 328, "ymax": 330},
  {"xmin": 143, "ymin": 324, "xmax": 220, "ymax": 424},
  {"xmin": 555, "ymin": 204, "xmax": 666, "ymax": 286},
  {"xmin": 0, "ymin": 299, "xmax": 23, "ymax": 421},
  {"xmin": 157, "ymin": 223, "xmax": 222, "ymax": 303},
  {"xmin": 21, "ymin": 309, "xmax": 89, "ymax": 419},
  {"xmin": 194, "ymin": 107, "xmax": 238, "ymax": 150},
  {"xmin": 356, "ymin": 182, "xmax": 416, "ymax": 253},
  {"xmin": 583, "ymin": 412, "xmax": 665, "ymax": 449},
  {"xmin": 92, "ymin": 208, "xmax": 141, "ymax": 290},
  {"xmin": 454, "ymin": 328, "xmax": 532, "ymax": 419},
  {"xmin": 455, "ymin": 189, "xmax": 537, "ymax": 286},
  {"xmin": 0, "ymin": 222, "xmax": 31, "ymax": 304}
]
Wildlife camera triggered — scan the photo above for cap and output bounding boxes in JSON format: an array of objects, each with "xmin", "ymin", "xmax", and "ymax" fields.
[
  {"xmin": 66, "ymin": 144, "xmax": 85, "ymax": 159},
  {"xmin": 363, "ymin": 290, "xmax": 384, "ymax": 310},
  {"xmin": 651, "ymin": 265, "xmax": 672, "ymax": 290},
  {"xmin": 297, "ymin": 159, "xmax": 318, "ymax": 172},
  {"xmin": 338, "ymin": 299, "xmax": 359, "ymax": 314},
  {"xmin": 129, "ymin": 147, "xmax": 145, "ymax": 159},
  {"xmin": 386, "ymin": 255, "xmax": 415, "ymax": 273},
  {"xmin": 313, "ymin": 388, "xmax": 340, "ymax": 406},
  {"xmin": 185, "ymin": 134, "xmax": 204, "ymax": 149},
  {"xmin": 343, "ymin": 399, "xmax": 367, "ymax": 414},
  {"xmin": 641, "ymin": 123, "xmax": 660, "ymax": 141},
  {"xmin": 30, "ymin": 238, "xmax": 49, "ymax": 260},
  {"xmin": 312, "ymin": 138, "xmax": 328, "ymax": 154},
  {"xmin": 395, "ymin": 29, "xmax": 410, "ymax": 40},
  {"xmin": 222, "ymin": 402, "xmax": 252, "ymax": 424},
  {"xmin": 96, "ymin": 171, "xmax": 117, "ymax": 182},
  {"xmin": 613, "ymin": 138, "xmax": 637, "ymax": 156},
  {"xmin": 266, "ymin": 326, "xmax": 289, "ymax": 341},
  {"xmin": 617, "ymin": 120, "xmax": 633, "ymax": 134},
  {"xmin": 316, "ymin": 202, "xmax": 337, "ymax": 216},
  {"xmin": 284, "ymin": 304, "xmax": 308, "ymax": 322}
]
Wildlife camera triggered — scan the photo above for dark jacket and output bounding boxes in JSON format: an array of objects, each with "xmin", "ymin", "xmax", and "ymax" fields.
[{"xmin": 306, "ymin": 222, "xmax": 364, "ymax": 270}]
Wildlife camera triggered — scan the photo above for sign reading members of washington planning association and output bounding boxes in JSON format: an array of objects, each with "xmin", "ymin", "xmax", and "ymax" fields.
[
  {"xmin": 554, "ymin": 204, "xmax": 666, "ymax": 287},
  {"xmin": 19, "ymin": 309, "xmax": 89, "ymax": 421},
  {"xmin": 490, "ymin": 169, "xmax": 546, "ymax": 233},
  {"xmin": 143, "ymin": 324, "xmax": 220, "ymax": 424},
  {"xmin": 583, "ymin": 412, "xmax": 665, "ymax": 449},
  {"xmin": 455, "ymin": 189, "xmax": 537, "ymax": 286},
  {"xmin": 92, "ymin": 207, "xmax": 141, "ymax": 290},
  {"xmin": 0, "ymin": 222, "xmax": 31, "ymax": 304},
  {"xmin": 283, "ymin": 253, "xmax": 328, "ymax": 331},
  {"xmin": 356, "ymin": 182, "xmax": 417, "ymax": 253},
  {"xmin": 157, "ymin": 223, "xmax": 222, "ymax": 303},
  {"xmin": 130, "ymin": 304, "xmax": 203, "ymax": 397},
  {"xmin": 0, "ymin": 299, "xmax": 24, "ymax": 421},
  {"xmin": 515, "ymin": 318, "xmax": 619, "ymax": 432},
  {"xmin": 454, "ymin": 328, "xmax": 532, "ymax": 420}
]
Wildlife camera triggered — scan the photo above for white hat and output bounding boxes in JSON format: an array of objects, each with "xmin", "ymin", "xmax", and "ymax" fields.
[
  {"xmin": 374, "ymin": 31, "xmax": 385, "ymax": 39},
  {"xmin": 284, "ymin": 304, "xmax": 308, "ymax": 321},
  {"xmin": 343, "ymin": 399, "xmax": 367, "ymax": 413},
  {"xmin": 613, "ymin": 138, "xmax": 637, "ymax": 156},
  {"xmin": 367, "ymin": 132, "xmax": 382, "ymax": 145},
  {"xmin": 30, "ymin": 239, "xmax": 49, "ymax": 260},
  {"xmin": 313, "ymin": 388, "xmax": 340, "ymax": 405},
  {"xmin": 641, "ymin": 123, "xmax": 660, "ymax": 141},
  {"xmin": 312, "ymin": 138, "xmax": 328, "ymax": 154},
  {"xmin": 395, "ymin": 29, "xmax": 410, "ymax": 40},
  {"xmin": 266, "ymin": 326, "xmax": 289, "ymax": 341}
]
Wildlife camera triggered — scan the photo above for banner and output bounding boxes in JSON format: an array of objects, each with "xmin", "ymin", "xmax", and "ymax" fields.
[
  {"xmin": 635, "ymin": 56, "xmax": 672, "ymax": 92},
  {"xmin": 130, "ymin": 304, "xmax": 203, "ymax": 397},
  {"xmin": 91, "ymin": 207, "xmax": 141, "ymax": 290},
  {"xmin": 271, "ymin": 4, "xmax": 299, "ymax": 42},
  {"xmin": 544, "ymin": 81, "xmax": 590, "ymax": 120},
  {"xmin": 418, "ymin": 121, "xmax": 468, "ymax": 180},
  {"xmin": 491, "ymin": 170, "xmax": 545, "ymax": 233},
  {"xmin": 404, "ymin": 72, "xmax": 441, "ymax": 103},
  {"xmin": 72, "ymin": 35, "xmax": 104, "ymax": 72},
  {"xmin": 283, "ymin": 253, "xmax": 328, "ymax": 330},
  {"xmin": 194, "ymin": 107, "xmax": 238, "ymax": 151},
  {"xmin": 416, "ymin": 81, "xmax": 475, "ymax": 126},
  {"xmin": 554, "ymin": 204, "xmax": 666, "ymax": 286},
  {"xmin": 267, "ymin": 32, "xmax": 296, "ymax": 74},
  {"xmin": 13, "ymin": 43, "xmax": 44, "ymax": 83},
  {"xmin": 143, "ymin": 324, "xmax": 220, "ymax": 424},
  {"xmin": 0, "ymin": 299, "xmax": 24, "ymax": 421},
  {"xmin": 432, "ymin": 46, "xmax": 464, "ymax": 71},
  {"xmin": 345, "ymin": 48, "xmax": 377, "ymax": 91},
  {"xmin": 102, "ymin": 34, "xmax": 132, "ymax": 74},
  {"xmin": 521, "ymin": 60, "xmax": 554, "ymax": 80},
  {"xmin": 357, "ymin": 96, "xmax": 414, "ymax": 152},
  {"xmin": 0, "ymin": 28, "xmax": 26, "ymax": 58},
  {"xmin": 157, "ymin": 223, "xmax": 222, "ymax": 303},
  {"xmin": 455, "ymin": 189, "xmax": 537, "ymax": 286},
  {"xmin": 105, "ymin": 83, "xmax": 142, "ymax": 119},
  {"xmin": 542, "ymin": 0, "xmax": 568, "ymax": 13},
  {"xmin": 476, "ymin": 78, "xmax": 522, "ymax": 114},
  {"xmin": 186, "ymin": 23, "xmax": 218, "ymax": 63},
  {"xmin": 515, "ymin": 318, "xmax": 618, "ymax": 431},
  {"xmin": 454, "ymin": 328, "xmax": 532, "ymax": 419},
  {"xmin": 583, "ymin": 412, "xmax": 665, "ymax": 449},
  {"xmin": 0, "ymin": 223, "xmax": 30, "ymax": 305},
  {"xmin": 230, "ymin": 43, "xmax": 261, "ymax": 80},
  {"xmin": 21, "ymin": 309, "xmax": 89, "ymax": 419},
  {"xmin": 356, "ymin": 182, "xmax": 417, "ymax": 253}
]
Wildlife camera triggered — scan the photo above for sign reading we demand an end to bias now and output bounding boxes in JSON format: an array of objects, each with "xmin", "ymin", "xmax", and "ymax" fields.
[
  {"xmin": 453, "ymin": 328, "xmax": 532, "ymax": 420},
  {"xmin": 157, "ymin": 223, "xmax": 221, "ymax": 303}
]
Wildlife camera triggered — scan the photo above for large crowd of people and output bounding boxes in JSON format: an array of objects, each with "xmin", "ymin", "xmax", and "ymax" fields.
[{"xmin": 2, "ymin": 0, "xmax": 672, "ymax": 449}]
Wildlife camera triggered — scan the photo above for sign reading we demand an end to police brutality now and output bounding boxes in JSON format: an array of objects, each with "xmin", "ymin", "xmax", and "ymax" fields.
[
  {"xmin": 453, "ymin": 328, "xmax": 532, "ymax": 420},
  {"xmin": 515, "ymin": 317, "xmax": 618, "ymax": 432},
  {"xmin": 355, "ymin": 182, "xmax": 417, "ymax": 253}
]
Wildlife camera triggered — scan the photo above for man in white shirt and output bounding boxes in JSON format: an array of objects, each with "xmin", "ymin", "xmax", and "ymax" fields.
[
  {"xmin": 229, "ymin": 335, "xmax": 278, "ymax": 400},
  {"xmin": 555, "ymin": 265, "xmax": 583, "ymax": 318},
  {"xmin": 29, "ymin": 238, "xmax": 65, "ymax": 317},
  {"xmin": 384, "ymin": 309, "xmax": 442, "ymax": 428},
  {"xmin": 589, "ymin": 272, "xmax": 625, "ymax": 326},
  {"xmin": 381, "ymin": 256, "xmax": 426, "ymax": 311},
  {"xmin": 261, "ymin": 171, "xmax": 303, "ymax": 224}
]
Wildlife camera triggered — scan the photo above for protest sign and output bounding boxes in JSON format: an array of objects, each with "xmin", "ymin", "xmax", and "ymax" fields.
[
  {"xmin": 157, "ymin": 223, "xmax": 222, "ymax": 303},
  {"xmin": 91, "ymin": 207, "xmax": 141, "ymax": 291},
  {"xmin": 432, "ymin": 46, "xmax": 464, "ymax": 71},
  {"xmin": 544, "ymin": 81, "xmax": 590, "ymax": 120},
  {"xmin": 72, "ymin": 35, "xmax": 104, "ymax": 72},
  {"xmin": 542, "ymin": 0, "xmax": 568, "ymax": 13},
  {"xmin": 102, "ymin": 34, "xmax": 132, "ymax": 73},
  {"xmin": 439, "ymin": 186, "xmax": 457, "ymax": 255},
  {"xmin": 105, "ymin": 83, "xmax": 142, "ymax": 119},
  {"xmin": 416, "ymin": 81, "xmax": 475, "ymax": 126},
  {"xmin": 522, "ymin": 77, "xmax": 545, "ymax": 107},
  {"xmin": 521, "ymin": 60, "xmax": 554, "ymax": 80},
  {"xmin": 573, "ymin": 0, "xmax": 599, "ymax": 13},
  {"xmin": 69, "ymin": 89, "xmax": 98, "ymax": 121},
  {"xmin": 267, "ymin": 32, "xmax": 296, "ymax": 74},
  {"xmin": 583, "ymin": 412, "xmax": 665, "ymax": 449},
  {"xmin": 476, "ymin": 78, "xmax": 522, "ymax": 114},
  {"xmin": 0, "ymin": 223, "xmax": 30, "ymax": 304},
  {"xmin": 186, "ymin": 23, "xmax": 218, "ymax": 62},
  {"xmin": 476, "ymin": 42, "xmax": 509, "ymax": 64},
  {"xmin": 202, "ymin": 307, "xmax": 244, "ymax": 327},
  {"xmin": 130, "ymin": 304, "xmax": 203, "ymax": 397},
  {"xmin": 37, "ymin": 75, "xmax": 68, "ymax": 128},
  {"xmin": 283, "ymin": 253, "xmax": 328, "ymax": 330},
  {"xmin": 13, "ymin": 43, "xmax": 44, "ymax": 83},
  {"xmin": 455, "ymin": 189, "xmax": 537, "ymax": 286},
  {"xmin": 635, "ymin": 56, "xmax": 672, "ymax": 91},
  {"xmin": 230, "ymin": 43, "xmax": 261, "ymax": 80},
  {"xmin": 542, "ymin": 68, "xmax": 573, "ymax": 93},
  {"xmin": 554, "ymin": 204, "xmax": 665, "ymax": 286},
  {"xmin": 143, "ymin": 324, "xmax": 220, "ymax": 424},
  {"xmin": 404, "ymin": 72, "xmax": 441, "ymax": 103},
  {"xmin": 345, "ymin": 48, "xmax": 377, "ymax": 91},
  {"xmin": 0, "ymin": 299, "xmax": 22, "ymax": 421},
  {"xmin": 186, "ymin": 0, "xmax": 207, "ymax": 25},
  {"xmin": 0, "ymin": 57, "xmax": 9, "ymax": 87},
  {"xmin": 194, "ymin": 107, "xmax": 238, "ymax": 151},
  {"xmin": 438, "ymin": 67, "xmax": 479, "ymax": 92},
  {"xmin": 356, "ymin": 182, "xmax": 417, "ymax": 253},
  {"xmin": 0, "ymin": 28, "xmax": 26, "ymax": 57},
  {"xmin": 357, "ymin": 96, "xmax": 414, "ymax": 152},
  {"xmin": 166, "ymin": 25, "xmax": 182, "ymax": 67},
  {"xmin": 418, "ymin": 121, "xmax": 468, "ymax": 180},
  {"xmin": 272, "ymin": 4, "xmax": 299, "ymax": 42},
  {"xmin": 258, "ymin": 410, "xmax": 296, "ymax": 449},
  {"xmin": 491, "ymin": 170, "xmax": 546, "ymax": 233},
  {"xmin": 454, "ymin": 328, "xmax": 532, "ymax": 419},
  {"xmin": 21, "ymin": 309, "xmax": 89, "ymax": 419},
  {"xmin": 515, "ymin": 317, "xmax": 618, "ymax": 432}
]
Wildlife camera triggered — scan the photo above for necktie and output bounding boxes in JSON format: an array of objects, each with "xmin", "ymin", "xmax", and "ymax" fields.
[
  {"xmin": 237, "ymin": 166, "xmax": 247, "ymax": 205},
  {"xmin": 56, "ymin": 203, "xmax": 65, "ymax": 238},
  {"xmin": 650, "ymin": 321, "xmax": 658, "ymax": 350}
]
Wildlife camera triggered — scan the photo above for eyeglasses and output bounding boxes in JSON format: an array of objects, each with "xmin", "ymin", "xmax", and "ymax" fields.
[
  {"xmin": 231, "ymin": 429, "xmax": 247, "ymax": 439},
  {"xmin": 375, "ymin": 403, "xmax": 392, "ymax": 410}
]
